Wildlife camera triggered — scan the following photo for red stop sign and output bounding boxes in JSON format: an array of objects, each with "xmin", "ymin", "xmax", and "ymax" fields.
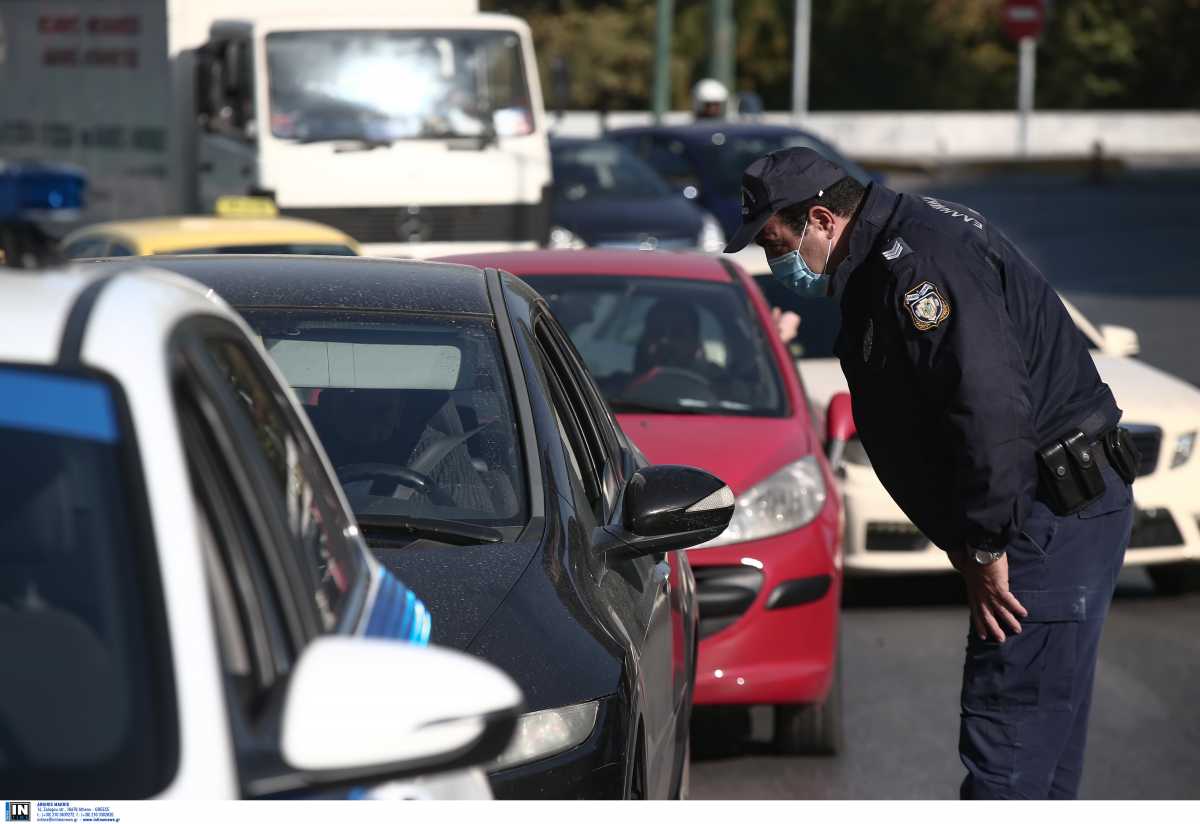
[{"xmin": 1003, "ymin": 0, "xmax": 1044, "ymax": 41}]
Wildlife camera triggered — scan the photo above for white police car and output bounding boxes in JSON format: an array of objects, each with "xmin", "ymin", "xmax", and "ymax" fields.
[{"xmin": 0, "ymin": 266, "xmax": 522, "ymax": 799}]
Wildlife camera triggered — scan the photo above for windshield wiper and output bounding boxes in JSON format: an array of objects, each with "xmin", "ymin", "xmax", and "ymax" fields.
[
  {"xmin": 355, "ymin": 514, "xmax": 503, "ymax": 546},
  {"xmin": 608, "ymin": 398, "xmax": 710, "ymax": 415}
]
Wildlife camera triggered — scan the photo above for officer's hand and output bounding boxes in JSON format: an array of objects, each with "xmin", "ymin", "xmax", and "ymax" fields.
[{"xmin": 959, "ymin": 554, "xmax": 1028, "ymax": 642}]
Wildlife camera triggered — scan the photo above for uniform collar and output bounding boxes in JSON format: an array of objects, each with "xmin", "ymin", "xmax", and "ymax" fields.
[{"xmin": 828, "ymin": 183, "xmax": 901, "ymax": 301}]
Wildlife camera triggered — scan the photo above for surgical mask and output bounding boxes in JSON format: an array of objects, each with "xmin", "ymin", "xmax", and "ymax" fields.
[{"xmin": 767, "ymin": 221, "xmax": 833, "ymax": 297}]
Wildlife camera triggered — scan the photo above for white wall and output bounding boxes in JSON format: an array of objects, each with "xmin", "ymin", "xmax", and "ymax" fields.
[{"xmin": 550, "ymin": 110, "xmax": 1200, "ymax": 162}]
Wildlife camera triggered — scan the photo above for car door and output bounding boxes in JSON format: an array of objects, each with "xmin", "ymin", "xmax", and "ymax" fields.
[
  {"xmin": 531, "ymin": 309, "xmax": 679, "ymax": 798},
  {"xmin": 171, "ymin": 319, "xmax": 372, "ymax": 796}
]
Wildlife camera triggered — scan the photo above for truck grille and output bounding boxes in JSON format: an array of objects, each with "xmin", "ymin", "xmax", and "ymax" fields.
[
  {"xmin": 1124, "ymin": 424, "xmax": 1162, "ymax": 476},
  {"xmin": 693, "ymin": 565, "xmax": 763, "ymax": 639},
  {"xmin": 279, "ymin": 202, "xmax": 549, "ymax": 245}
]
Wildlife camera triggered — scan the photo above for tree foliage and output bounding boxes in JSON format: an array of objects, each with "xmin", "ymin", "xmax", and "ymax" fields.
[{"xmin": 484, "ymin": 0, "xmax": 1200, "ymax": 110}]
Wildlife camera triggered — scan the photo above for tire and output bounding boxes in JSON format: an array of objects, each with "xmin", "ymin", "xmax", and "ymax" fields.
[
  {"xmin": 773, "ymin": 655, "xmax": 843, "ymax": 756},
  {"xmin": 1147, "ymin": 561, "xmax": 1200, "ymax": 595}
]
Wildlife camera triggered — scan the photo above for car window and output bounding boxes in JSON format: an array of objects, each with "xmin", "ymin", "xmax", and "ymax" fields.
[
  {"xmin": 552, "ymin": 140, "xmax": 672, "ymax": 201},
  {"xmin": 540, "ymin": 313, "xmax": 625, "ymax": 494},
  {"xmin": 531, "ymin": 323, "xmax": 605, "ymax": 520},
  {"xmin": 203, "ymin": 336, "xmax": 363, "ymax": 631},
  {"xmin": 63, "ymin": 236, "xmax": 114, "ymax": 259},
  {"xmin": 0, "ymin": 366, "xmax": 176, "ymax": 798},
  {"xmin": 527, "ymin": 275, "xmax": 786, "ymax": 417},
  {"xmin": 242, "ymin": 309, "xmax": 529, "ymax": 534},
  {"xmin": 108, "ymin": 242, "xmax": 135, "ymax": 257},
  {"xmin": 167, "ymin": 243, "xmax": 358, "ymax": 256}
]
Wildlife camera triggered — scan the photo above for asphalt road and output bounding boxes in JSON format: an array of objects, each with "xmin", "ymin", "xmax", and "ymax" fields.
[{"xmin": 689, "ymin": 168, "xmax": 1200, "ymax": 800}]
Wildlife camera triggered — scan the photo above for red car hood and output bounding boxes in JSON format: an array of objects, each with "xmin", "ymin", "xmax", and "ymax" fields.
[{"xmin": 616, "ymin": 412, "xmax": 818, "ymax": 495}]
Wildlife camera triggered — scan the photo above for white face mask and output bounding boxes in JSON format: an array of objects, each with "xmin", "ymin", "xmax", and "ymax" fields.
[{"xmin": 766, "ymin": 220, "xmax": 834, "ymax": 297}]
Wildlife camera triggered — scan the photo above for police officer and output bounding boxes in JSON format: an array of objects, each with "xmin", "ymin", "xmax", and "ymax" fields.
[{"xmin": 724, "ymin": 147, "xmax": 1137, "ymax": 800}]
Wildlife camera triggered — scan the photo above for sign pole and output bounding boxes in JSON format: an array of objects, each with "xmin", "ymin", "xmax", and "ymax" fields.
[
  {"xmin": 653, "ymin": 0, "xmax": 674, "ymax": 123},
  {"xmin": 792, "ymin": 0, "xmax": 811, "ymax": 120},
  {"xmin": 1016, "ymin": 35, "xmax": 1036, "ymax": 156}
]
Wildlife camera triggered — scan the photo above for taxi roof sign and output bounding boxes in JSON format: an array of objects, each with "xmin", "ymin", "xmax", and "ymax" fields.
[{"xmin": 215, "ymin": 195, "xmax": 278, "ymax": 219}]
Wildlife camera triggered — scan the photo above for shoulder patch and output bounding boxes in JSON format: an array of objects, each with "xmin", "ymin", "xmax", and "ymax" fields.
[
  {"xmin": 903, "ymin": 281, "xmax": 950, "ymax": 331},
  {"xmin": 880, "ymin": 236, "xmax": 913, "ymax": 262}
]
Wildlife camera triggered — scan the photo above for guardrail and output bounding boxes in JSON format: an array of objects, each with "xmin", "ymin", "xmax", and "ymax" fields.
[{"xmin": 550, "ymin": 110, "xmax": 1200, "ymax": 164}]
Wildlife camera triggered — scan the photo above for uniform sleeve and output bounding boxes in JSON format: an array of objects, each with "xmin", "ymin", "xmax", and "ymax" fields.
[{"xmin": 890, "ymin": 250, "xmax": 1038, "ymax": 551}]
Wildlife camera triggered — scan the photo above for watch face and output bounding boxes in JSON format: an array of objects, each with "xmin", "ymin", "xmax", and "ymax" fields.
[{"xmin": 973, "ymin": 549, "xmax": 995, "ymax": 565}]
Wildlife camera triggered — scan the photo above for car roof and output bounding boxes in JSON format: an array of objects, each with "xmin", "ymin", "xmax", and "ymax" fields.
[
  {"xmin": 63, "ymin": 216, "xmax": 357, "ymax": 254},
  {"xmin": 88, "ymin": 254, "xmax": 496, "ymax": 316},
  {"xmin": 0, "ymin": 266, "xmax": 238, "ymax": 367},
  {"xmin": 438, "ymin": 250, "xmax": 735, "ymax": 283},
  {"xmin": 607, "ymin": 121, "xmax": 824, "ymax": 141}
]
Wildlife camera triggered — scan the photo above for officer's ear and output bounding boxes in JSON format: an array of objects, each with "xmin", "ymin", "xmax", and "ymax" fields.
[{"xmin": 808, "ymin": 205, "xmax": 839, "ymax": 238}]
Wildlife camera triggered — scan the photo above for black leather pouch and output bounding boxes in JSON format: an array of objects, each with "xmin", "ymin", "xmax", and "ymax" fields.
[
  {"xmin": 1063, "ymin": 430, "xmax": 1106, "ymax": 499},
  {"xmin": 1037, "ymin": 430, "xmax": 1106, "ymax": 515},
  {"xmin": 1103, "ymin": 427, "xmax": 1141, "ymax": 485}
]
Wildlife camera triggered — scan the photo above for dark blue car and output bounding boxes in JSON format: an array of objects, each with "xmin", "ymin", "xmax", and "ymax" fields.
[
  {"xmin": 549, "ymin": 137, "xmax": 726, "ymax": 252},
  {"xmin": 607, "ymin": 123, "xmax": 877, "ymax": 240}
]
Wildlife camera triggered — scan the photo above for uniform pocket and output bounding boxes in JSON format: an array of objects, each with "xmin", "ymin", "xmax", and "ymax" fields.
[{"xmin": 961, "ymin": 587, "xmax": 1085, "ymax": 712}]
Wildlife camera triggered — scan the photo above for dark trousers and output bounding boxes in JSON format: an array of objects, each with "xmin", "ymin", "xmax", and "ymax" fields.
[{"xmin": 959, "ymin": 465, "xmax": 1134, "ymax": 800}]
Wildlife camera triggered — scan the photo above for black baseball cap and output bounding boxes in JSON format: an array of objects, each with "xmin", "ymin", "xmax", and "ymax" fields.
[{"xmin": 723, "ymin": 147, "xmax": 847, "ymax": 253}]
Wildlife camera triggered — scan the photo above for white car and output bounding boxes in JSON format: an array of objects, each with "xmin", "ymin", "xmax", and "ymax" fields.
[
  {"xmin": 748, "ymin": 271, "xmax": 1200, "ymax": 593},
  {"xmin": 0, "ymin": 266, "xmax": 522, "ymax": 799}
]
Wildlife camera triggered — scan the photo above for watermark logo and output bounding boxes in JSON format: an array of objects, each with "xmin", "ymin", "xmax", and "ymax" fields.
[{"xmin": 4, "ymin": 802, "xmax": 31, "ymax": 822}]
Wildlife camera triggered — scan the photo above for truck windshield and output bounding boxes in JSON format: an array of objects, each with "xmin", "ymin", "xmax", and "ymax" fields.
[{"xmin": 267, "ymin": 29, "xmax": 533, "ymax": 143}]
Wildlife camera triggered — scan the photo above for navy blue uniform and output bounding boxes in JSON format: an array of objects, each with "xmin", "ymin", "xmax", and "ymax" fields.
[{"xmin": 828, "ymin": 183, "xmax": 1133, "ymax": 798}]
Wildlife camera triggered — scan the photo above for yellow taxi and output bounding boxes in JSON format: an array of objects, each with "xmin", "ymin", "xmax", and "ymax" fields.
[{"xmin": 62, "ymin": 199, "xmax": 360, "ymax": 259}]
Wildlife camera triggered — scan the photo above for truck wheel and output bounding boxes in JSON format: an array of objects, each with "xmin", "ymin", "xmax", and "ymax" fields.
[
  {"xmin": 774, "ymin": 656, "xmax": 843, "ymax": 756},
  {"xmin": 1147, "ymin": 561, "xmax": 1200, "ymax": 595}
]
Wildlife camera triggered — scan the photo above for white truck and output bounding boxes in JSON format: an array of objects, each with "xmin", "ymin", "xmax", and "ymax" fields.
[{"xmin": 0, "ymin": 0, "xmax": 551, "ymax": 256}]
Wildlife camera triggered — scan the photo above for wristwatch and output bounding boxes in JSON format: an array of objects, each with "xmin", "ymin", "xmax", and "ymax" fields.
[{"xmin": 971, "ymin": 548, "xmax": 1004, "ymax": 566}]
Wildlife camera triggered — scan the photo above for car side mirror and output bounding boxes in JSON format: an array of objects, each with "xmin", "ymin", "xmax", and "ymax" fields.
[
  {"xmin": 825, "ymin": 392, "xmax": 856, "ymax": 469},
  {"xmin": 597, "ymin": 465, "xmax": 735, "ymax": 558},
  {"xmin": 1099, "ymin": 324, "xmax": 1140, "ymax": 358},
  {"xmin": 281, "ymin": 638, "xmax": 522, "ymax": 786}
]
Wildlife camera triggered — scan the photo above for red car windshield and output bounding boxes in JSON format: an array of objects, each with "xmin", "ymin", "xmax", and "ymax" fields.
[{"xmin": 525, "ymin": 275, "xmax": 786, "ymax": 417}]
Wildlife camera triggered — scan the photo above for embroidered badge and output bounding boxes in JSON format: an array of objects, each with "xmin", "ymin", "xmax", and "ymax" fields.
[
  {"xmin": 881, "ymin": 236, "xmax": 912, "ymax": 261},
  {"xmin": 903, "ymin": 281, "xmax": 950, "ymax": 331},
  {"xmin": 862, "ymin": 318, "xmax": 874, "ymax": 362}
]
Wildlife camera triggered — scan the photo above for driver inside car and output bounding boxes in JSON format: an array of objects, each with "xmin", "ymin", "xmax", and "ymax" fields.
[{"xmin": 313, "ymin": 388, "xmax": 498, "ymax": 515}]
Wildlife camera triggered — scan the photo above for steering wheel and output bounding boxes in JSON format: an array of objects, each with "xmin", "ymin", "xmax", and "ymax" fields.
[
  {"xmin": 336, "ymin": 463, "xmax": 457, "ymax": 508},
  {"xmin": 624, "ymin": 366, "xmax": 719, "ymax": 404}
]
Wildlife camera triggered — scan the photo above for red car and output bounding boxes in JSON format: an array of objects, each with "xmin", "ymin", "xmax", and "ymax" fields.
[{"xmin": 440, "ymin": 250, "xmax": 846, "ymax": 754}]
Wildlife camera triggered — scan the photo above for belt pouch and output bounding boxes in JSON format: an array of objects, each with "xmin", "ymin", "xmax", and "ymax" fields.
[
  {"xmin": 1103, "ymin": 428, "xmax": 1140, "ymax": 484},
  {"xmin": 1037, "ymin": 440, "xmax": 1087, "ymax": 515},
  {"xmin": 1063, "ymin": 430, "xmax": 1106, "ymax": 500}
]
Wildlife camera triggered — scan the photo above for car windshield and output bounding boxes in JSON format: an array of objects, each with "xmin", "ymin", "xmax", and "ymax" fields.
[
  {"xmin": 0, "ymin": 367, "xmax": 172, "ymax": 797},
  {"xmin": 525, "ymin": 275, "xmax": 785, "ymax": 416},
  {"xmin": 267, "ymin": 29, "xmax": 533, "ymax": 142},
  {"xmin": 167, "ymin": 244, "xmax": 357, "ymax": 256},
  {"xmin": 242, "ymin": 310, "xmax": 528, "ymax": 529},
  {"xmin": 552, "ymin": 141, "xmax": 672, "ymax": 200},
  {"xmin": 698, "ymin": 132, "xmax": 874, "ymax": 198}
]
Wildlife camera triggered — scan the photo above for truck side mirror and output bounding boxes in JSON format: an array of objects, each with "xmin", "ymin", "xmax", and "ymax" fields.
[{"xmin": 825, "ymin": 392, "xmax": 856, "ymax": 469}]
